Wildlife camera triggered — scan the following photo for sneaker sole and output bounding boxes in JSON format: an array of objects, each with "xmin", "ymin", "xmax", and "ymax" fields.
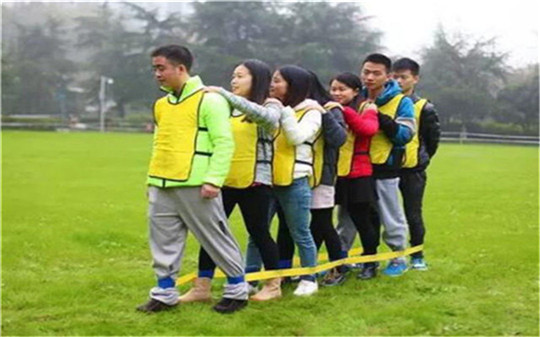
[{"xmin": 383, "ymin": 270, "xmax": 408, "ymax": 277}]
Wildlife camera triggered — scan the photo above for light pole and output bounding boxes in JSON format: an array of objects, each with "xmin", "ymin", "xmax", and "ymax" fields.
[{"xmin": 99, "ymin": 76, "xmax": 114, "ymax": 132}]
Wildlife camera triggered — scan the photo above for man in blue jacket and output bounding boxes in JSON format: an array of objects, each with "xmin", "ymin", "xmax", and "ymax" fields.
[{"xmin": 361, "ymin": 53, "xmax": 416, "ymax": 277}]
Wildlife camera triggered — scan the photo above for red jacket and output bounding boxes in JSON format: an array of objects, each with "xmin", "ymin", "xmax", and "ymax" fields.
[{"xmin": 341, "ymin": 105, "xmax": 379, "ymax": 178}]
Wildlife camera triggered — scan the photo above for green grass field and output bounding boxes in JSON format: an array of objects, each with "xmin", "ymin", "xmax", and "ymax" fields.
[{"xmin": 2, "ymin": 131, "xmax": 539, "ymax": 336}]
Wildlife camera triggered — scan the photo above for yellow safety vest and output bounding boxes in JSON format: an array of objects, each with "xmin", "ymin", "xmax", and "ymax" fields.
[
  {"xmin": 224, "ymin": 113, "xmax": 259, "ymax": 188},
  {"xmin": 402, "ymin": 98, "xmax": 428, "ymax": 168},
  {"xmin": 148, "ymin": 90, "xmax": 205, "ymax": 181},
  {"xmin": 273, "ymin": 108, "xmax": 323, "ymax": 187},
  {"xmin": 370, "ymin": 94, "xmax": 404, "ymax": 164},
  {"xmin": 337, "ymin": 101, "xmax": 369, "ymax": 177}
]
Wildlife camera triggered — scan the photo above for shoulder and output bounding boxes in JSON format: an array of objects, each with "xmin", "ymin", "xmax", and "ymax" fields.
[
  {"xmin": 397, "ymin": 95, "xmax": 414, "ymax": 116},
  {"xmin": 263, "ymin": 97, "xmax": 284, "ymax": 108},
  {"xmin": 200, "ymin": 92, "xmax": 230, "ymax": 116},
  {"xmin": 201, "ymin": 91, "xmax": 228, "ymax": 106},
  {"xmin": 422, "ymin": 101, "xmax": 437, "ymax": 114}
]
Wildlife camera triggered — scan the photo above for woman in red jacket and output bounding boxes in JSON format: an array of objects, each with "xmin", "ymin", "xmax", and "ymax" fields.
[{"xmin": 330, "ymin": 72, "xmax": 380, "ymax": 280}]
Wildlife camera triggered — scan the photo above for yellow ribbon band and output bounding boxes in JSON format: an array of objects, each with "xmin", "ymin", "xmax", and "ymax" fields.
[{"xmin": 176, "ymin": 245, "xmax": 423, "ymax": 286}]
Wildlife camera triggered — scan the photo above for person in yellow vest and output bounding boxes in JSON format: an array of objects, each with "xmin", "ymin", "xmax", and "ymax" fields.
[
  {"xmin": 360, "ymin": 53, "xmax": 416, "ymax": 277},
  {"xmin": 272, "ymin": 65, "xmax": 324, "ymax": 296},
  {"xmin": 392, "ymin": 57, "xmax": 440, "ymax": 271},
  {"xmin": 137, "ymin": 45, "xmax": 248, "ymax": 314},
  {"xmin": 331, "ymin": 72, "xmax": 380, "ymax": 280},
  {"xmin": 179, "ymin": 59, "xmax": 283, "ymax": 302},
  {"xmin": 276, "ymin": 70, "xmax": 349, "ymax": 286}
]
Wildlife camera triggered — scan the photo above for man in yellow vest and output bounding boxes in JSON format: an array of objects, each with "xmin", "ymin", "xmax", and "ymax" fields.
[
  {"xmin": 393, "ymin": 58, "xmax": 441, "ymax": 271},
  {"xmin": 361, "ymin": 53, "xmax": 416, "ymax": 277},
  {"xmin": 137, "ymin": 45, "xmax": 248, "ymax": 314}
]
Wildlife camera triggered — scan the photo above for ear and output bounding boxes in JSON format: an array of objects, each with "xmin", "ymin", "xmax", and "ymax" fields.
[{"xmin": 176, "ymin": 63, "xmax": 188, "ymax": 74}]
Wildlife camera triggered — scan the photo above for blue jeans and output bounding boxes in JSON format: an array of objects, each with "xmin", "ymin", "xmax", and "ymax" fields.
[
  {"xmin": 274, "ymin": 177, "xmax": 317, "ymax": 280},
  {"xmin": 245, "ymin": 178, "xmax": 317, "ymax": 280}
]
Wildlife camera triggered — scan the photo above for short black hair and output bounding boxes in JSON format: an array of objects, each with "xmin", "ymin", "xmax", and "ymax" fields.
[
  {"xmin": 362, "ymin": 53, "xmax": 392, "ymax": 73},
  {"xmin": 238, "ymin": 59, "xmax": 272, "ymax": 105},
  {"xmin": 307, "ymin": 70, "xmax": 332, "ymax": 105},
  {"xmin": 330, "ymin": 72, "xmax": 362, "ymax": 91},
  {"xmin": 393, "ymin": 57, "xmax": 420, "ymax": 76},
  {"xmin": 277, "ymin": 65, "xmax": 311, "ymax": 108},
  {"xmin": 151, "ymin": 45, "xmax": 193, "ymax": 71}
]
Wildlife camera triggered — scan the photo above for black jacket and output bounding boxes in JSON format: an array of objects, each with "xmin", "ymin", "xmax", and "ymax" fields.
[{"xmin": 401, "ymin": 93, "xmax": 440, "ymax": 173}]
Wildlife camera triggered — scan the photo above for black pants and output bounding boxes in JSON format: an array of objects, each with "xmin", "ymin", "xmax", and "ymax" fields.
[
  {"xmin": 199, "ymin": 185, "xmax": 279, "ymax": 271},
  {"xmin": 347, "ymin": 202, "xmax": 380, "ymax": 265},
  {"xmin": 399, "ymin": 170, "xmax": 427, "ymax": 258},
  {"xmin": 278, "ymin": 207, "xmax": 345, "ymax": 271}
]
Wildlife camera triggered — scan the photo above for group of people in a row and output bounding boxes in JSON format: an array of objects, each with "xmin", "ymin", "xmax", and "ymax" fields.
[{"xmin": 137, "ymin": 44, "xmax": 440, "ymax": 314}]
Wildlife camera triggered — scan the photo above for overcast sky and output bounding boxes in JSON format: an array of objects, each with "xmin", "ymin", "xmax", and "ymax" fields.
[{"xmin": 360, "ymin": 0, "xmax": 539, "ymax": 68}]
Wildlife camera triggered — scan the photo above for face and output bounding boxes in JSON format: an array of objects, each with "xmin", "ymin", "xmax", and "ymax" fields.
[
  {"xmin": 360, "ymin": 61, "xmax": 391, "ymax": 92},
  {"xmin": 393, "ymin": 69, "xmax": 419, "ymax": 94},
  {"xmin": 269, "ymin": 71, "xmax": 288, "ymax": 102},
  {"xmin": 330, "ymin": 80, "xmax": 359, "ymax": 105},
  {"xmin": 230, "ymin": 64, "xmax": 253, "ymax": 98},
  {"xmin": 152, "ymin": 56, "xmax": 184, "ymax": 89}
]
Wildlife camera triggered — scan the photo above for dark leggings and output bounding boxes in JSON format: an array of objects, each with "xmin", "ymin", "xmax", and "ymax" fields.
[
  {"xmin": 347, "ymin": 202, "xmax": 380, "ymax": 265},
  {"xmin": 198, "ymin": 185, "xmax": 279, "ymax": 272},
  {"xmin": 278, "ymin": 207, "xmax": 345, "ymax": 269}
]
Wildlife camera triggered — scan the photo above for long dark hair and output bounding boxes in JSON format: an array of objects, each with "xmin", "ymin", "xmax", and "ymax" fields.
[
  {"xmin": 330, "ymin": 72, "xmax": 363, "ymax": 109},
  {"xmin": 277, "ymin": 65, "xmax": 311, "ymax": 108},
  {"xmin": 238, "ymin": 59, "xmax": 272, "ymax": 105},
  {"xmin": 307, "ymin": 70, "xmax": 332, "ymax": 106}
]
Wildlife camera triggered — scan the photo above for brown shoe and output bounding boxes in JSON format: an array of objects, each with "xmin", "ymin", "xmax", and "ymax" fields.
[
  {"xmin": 178, "ymin": 277, "xmax": 212, "ymax": 303},
  {"xmin": 250, "ymin": 277, "xmax": 282, "ymax": 301}
]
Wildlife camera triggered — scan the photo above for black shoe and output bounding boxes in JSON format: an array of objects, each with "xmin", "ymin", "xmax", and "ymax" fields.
[
  {"xmin": 136, "ymin": 298, "xmax": 176, "ymax": 313},
  {"xmin": 213, "ymin": 298, "xmax": 248, "ymax": 314},
  {"xmin": 357, "ymin": 265, "xmax": 378, "ymax": 280},
  {"xmin": 321, "ymin": 268, "xmax": 347, "ymax": 287}
]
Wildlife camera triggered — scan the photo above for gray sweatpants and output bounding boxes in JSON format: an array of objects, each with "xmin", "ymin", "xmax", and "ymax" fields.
[
  {"xmin": 337, "ymin": 178, "xmax": 408, "ymax": 253},
  {"xmin": 147, "ymin": 186, "xmax": 248, "ymax": 304},
  {"xmin": 375, "ymin": 178, "xmax": 408, "ymax": 252}
]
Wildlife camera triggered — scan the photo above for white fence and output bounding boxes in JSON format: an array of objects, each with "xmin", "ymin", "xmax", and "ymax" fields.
[
  {"xmin": 441, "ymin": 131, "xmax": 539, "ymax": 146},
  {"xmin": 2, "ymin": 120, "xmax": 538, "ymax": 145}
]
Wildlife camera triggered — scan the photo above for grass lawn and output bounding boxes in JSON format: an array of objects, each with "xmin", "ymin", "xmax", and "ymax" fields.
[{"xmin": 2, "ymin": 131, "xmax": 538, "ymax": 336}]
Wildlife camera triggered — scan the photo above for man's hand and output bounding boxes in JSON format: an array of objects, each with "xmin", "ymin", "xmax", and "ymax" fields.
[{"xmin": 201, "ymin": 183, "xmax": 220, "ymax": 199}]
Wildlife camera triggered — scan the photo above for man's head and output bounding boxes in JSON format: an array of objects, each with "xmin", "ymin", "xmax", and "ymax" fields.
[
  {"xmin": 151, "ymin": 45, "xmax": 193, "ymax": 90},
  {"xmin": 360, "ymin": 53, "xmax": 392, "ymax": 93},
  {"xmin": 392, "ymin": 57, "xmax": 420, "ymax": 95}
]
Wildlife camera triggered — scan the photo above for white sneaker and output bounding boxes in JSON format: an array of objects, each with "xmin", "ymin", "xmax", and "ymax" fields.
[{"xmin": 293, "ymin": 280, "xmax": 318, "ymax": 296}]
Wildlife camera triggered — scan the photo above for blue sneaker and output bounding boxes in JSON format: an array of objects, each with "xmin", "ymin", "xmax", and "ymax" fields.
[
  {"xmin": 410, "ymin": 257, "xmax": 428, "ymax": 271},
  {"xmin": 383, "ymin": 258, "xmax": 408, "ymax": 276}
]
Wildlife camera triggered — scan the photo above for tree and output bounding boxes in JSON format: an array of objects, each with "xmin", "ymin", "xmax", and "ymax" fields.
[
  {"xmin": 274, "ymin": 2, "xmax": 382, "ymax": 81},
  {"xmin": 419, "ymin": 28, "xmax": 508, "ymax": 129},
  {"xmin": 2, "ymin": 15, "xmax": 74, "ymax": 116},
  {"xmin": 496, "ymin": 64, "xmax": 539, "ymax": 133},
  {"xmin": 187, "ymin": 2, "xmax": 382, "ymax": 86}
]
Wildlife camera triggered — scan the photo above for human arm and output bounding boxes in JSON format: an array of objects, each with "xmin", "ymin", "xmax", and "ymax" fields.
[
  {"xmin": 321, "ymin": 106, "xmax": 347, "ymax": 148},
  {"xmin": 377, "ymin": 97, "xmax": 416, "ymax": 146},
  {"xmin": 208, "ymin": 86, "xmax": 281, "ymax": 133},
  {"xmin": 280, "ymin": 107, "xmax": 322, "ymax": 146},
  {"xmin": 342, "ymin": 104, "xmax": 379, "ymax": 137},
  {"xmin": 420, "ymin": 102, "xmax": 441, "ymax": 158}
]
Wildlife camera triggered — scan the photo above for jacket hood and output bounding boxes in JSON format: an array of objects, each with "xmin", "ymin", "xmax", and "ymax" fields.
[{"xmin": 363, "ymin": 79, "xmax": 402, "ymax": 106}]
